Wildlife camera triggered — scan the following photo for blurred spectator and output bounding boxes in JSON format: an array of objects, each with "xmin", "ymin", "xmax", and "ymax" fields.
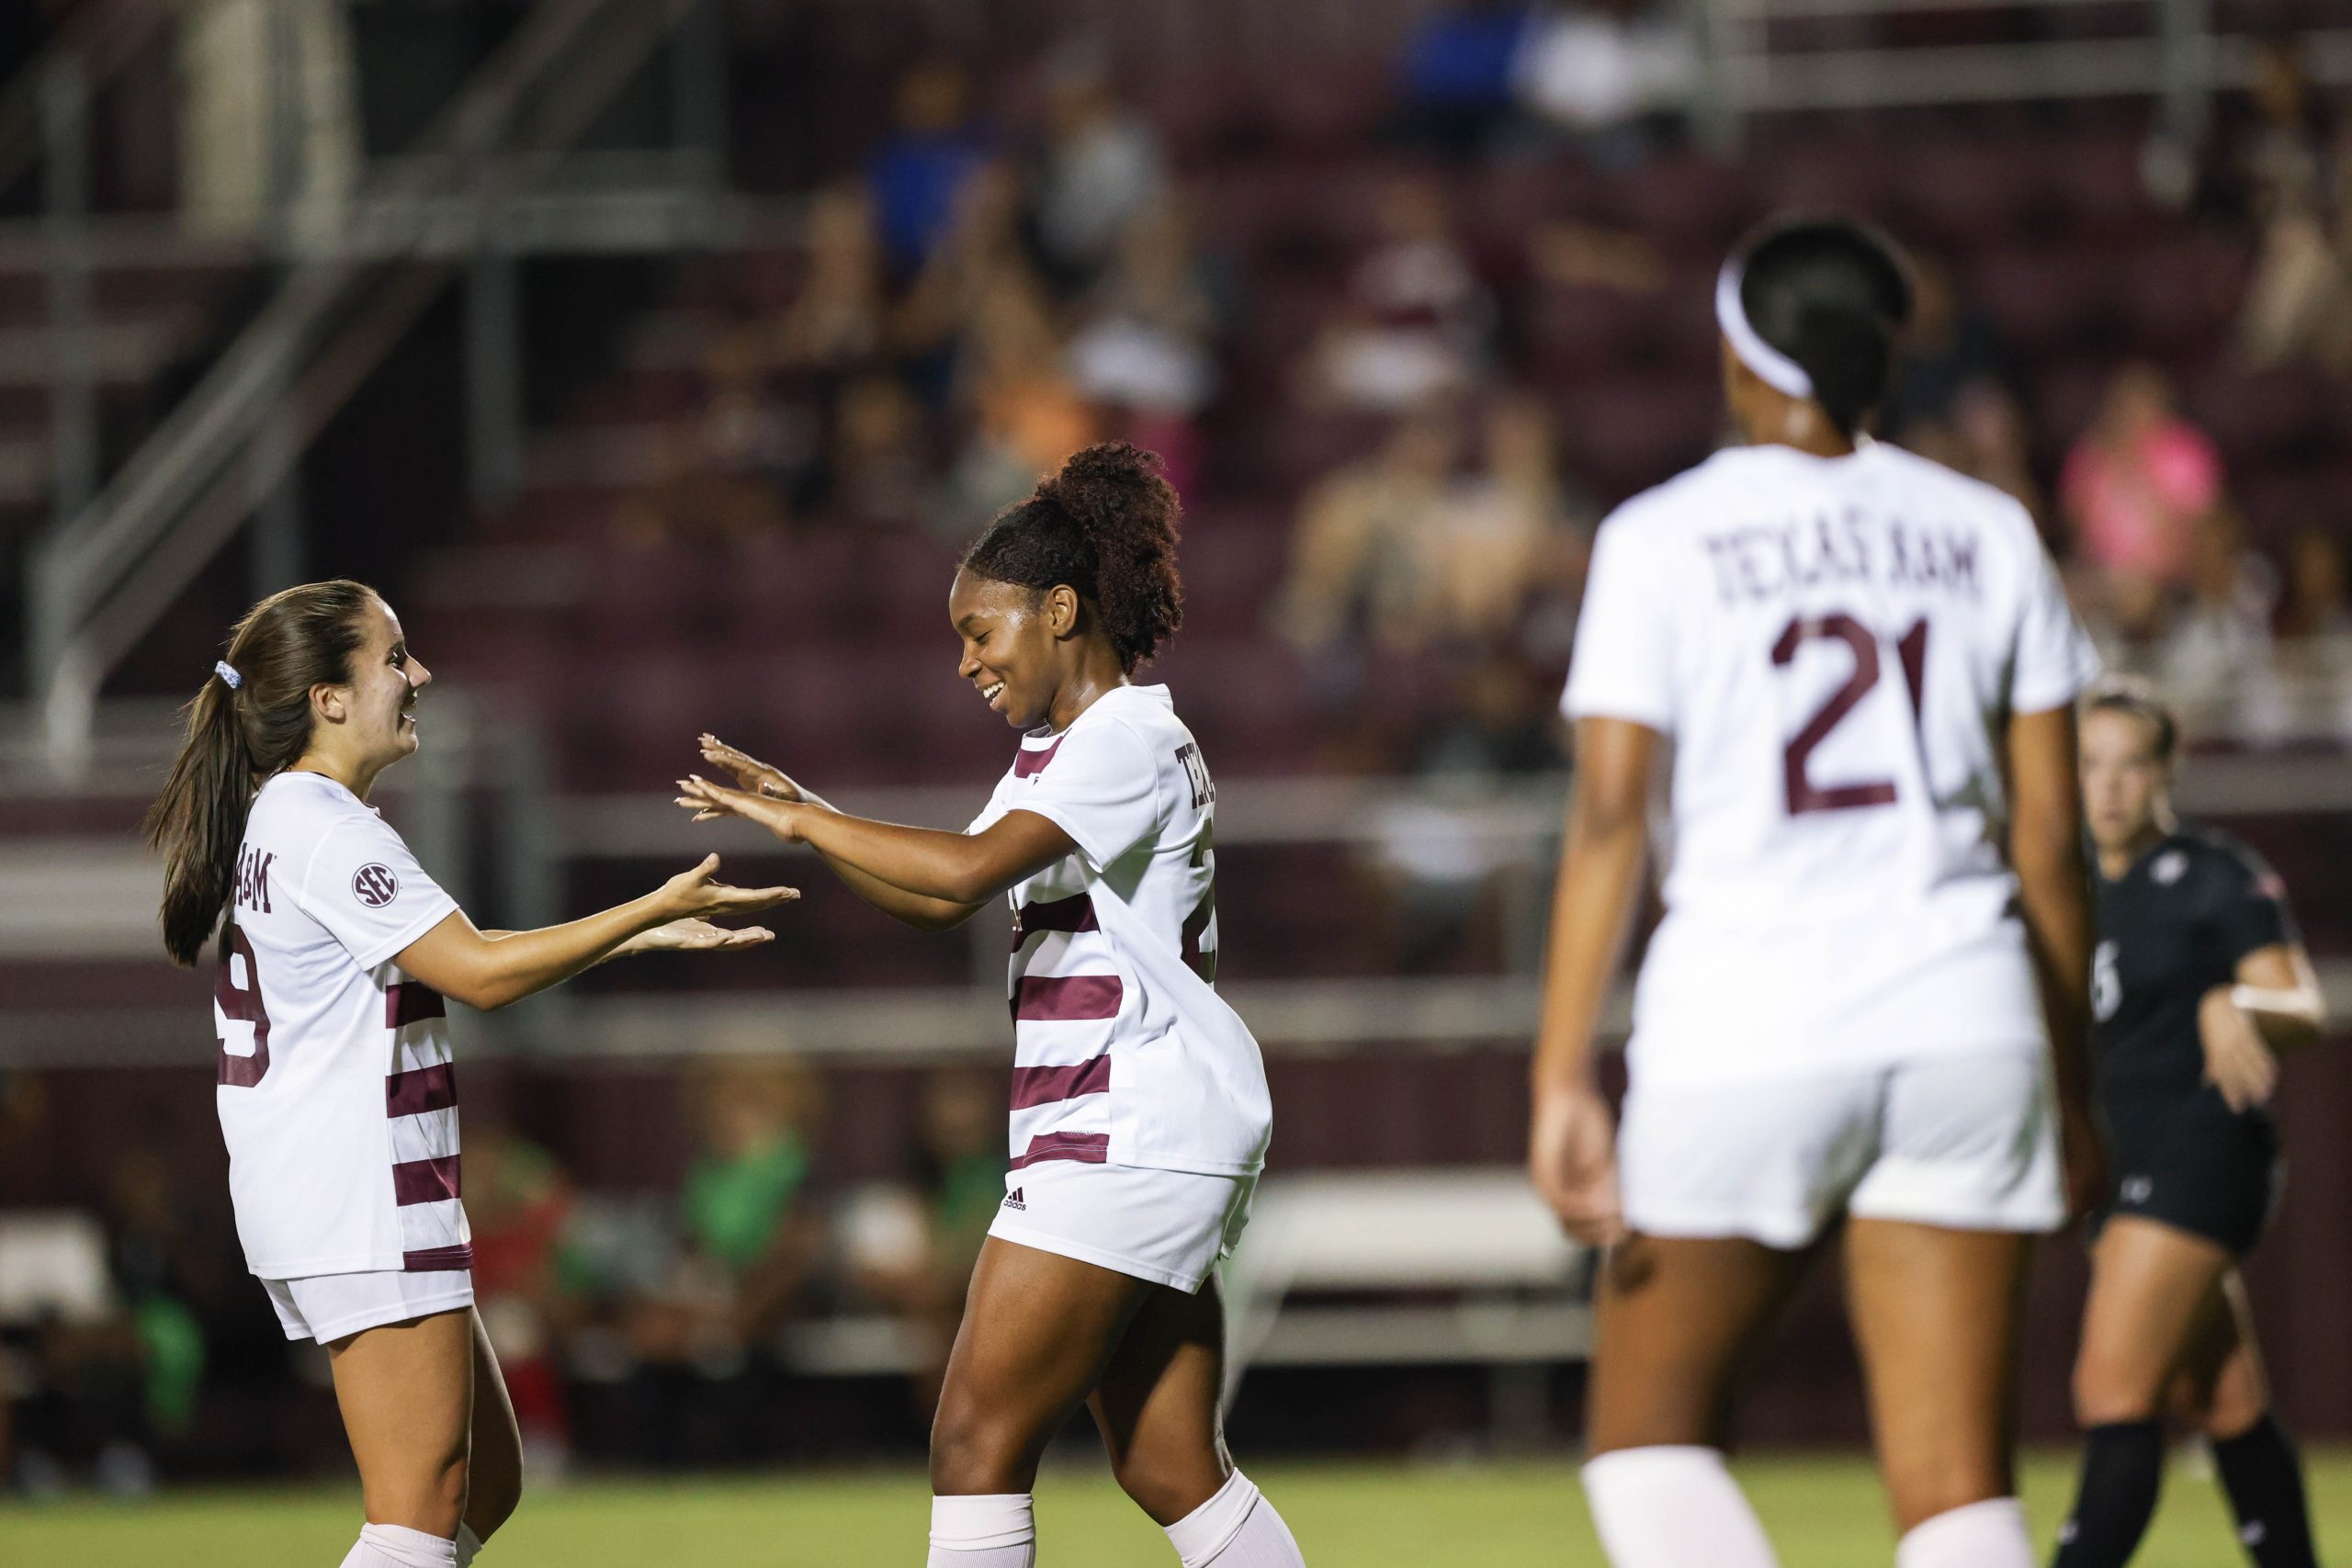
[
  {"xmin": 1027, "ymin": 48, "xmax": 1167, "ymax": 296},
  {"xmin": 2233, "ymin": 42, "xmax": 2352, "ymax": 373},
  {"xmin": 1909, "ymin": 382, "xmax": 2043, "ymax": 522},
  {"xmin": 463, "ymin": 1125, "xmax": 579, "ymax": 1476},
  {"xmin": 775, "ymin": 183, "xmax": 887, "ymax": 374},
  {"xmin": 1281, "ymin": 410, "xmax": 1463, "ymax": 657},
  {"xmin": 1514, "ymin": 0, "xmax": 1696, "ymax": 165},
  {"xmin": 2060, "ymin": 363, "xmax": 2222, "ymax": 638},
  {"xmin": 1394, "ymin": 0, "xmax": 1539, "ymax": 162},
  {"xmin": 866, "ymin": 58, "xmax": 989, "ymax": 279},
  {"xmin": 1527, "ymin": 219, "xmax": 1668, "ymax": 295},
  {"xmin": 938, "ymin": 265, "xmax": 1100, "ymax": 528},
  {"xmin": 2156, "ymin": 505, "xmax": 2276, "ymax": 709},
  {"xmin": 616, "ymin": 330, "xmax": 799, "ymax": 543},
  {"xmin": 817, "ymin": 372, "xmax": 932, "ymax": 530},
  {"xmin": 1885, "ymin": 255, "xmax": 2016, "ymax": 441},
  {"xmin": 1429, "ymin": 393, "xmax": 1590, "ymax": 640},
  {"xmin": 2277, "ymin": 524, "xmax": 2352, "ymax": 641},
  {"xmin": 624, "ymin": 1056, "xmax": 822, "ymax": 1382},
  {"xmin": 1067, "ymin": 197, "xmax": 1227, "ymax": 495},
  {"xmin": 1305, "ymin": 173, "xmax": 1494, "ymax": 412},
  {"xmin": 838, "ymin": 1069, "xmax": 1005, "ymax": 1407},
  {"xmin": 1364, "ymin": 653, "xmax": 1566, "ymax": 972}
]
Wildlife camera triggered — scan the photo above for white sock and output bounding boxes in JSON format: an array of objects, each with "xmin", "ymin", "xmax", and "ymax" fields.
[
  {"xmin": 1894, "ymin": 1497, "xmax": 2031, "ymax": 1568},
  {"xmin": 454, "ymin": 1523, "xmax": 484, "ymax": 1567},
  {"xmin": 927, "ymin": 1493, "xmax": 1035, "ymax": 1566},
  {"xmin": 1583, "ymin": 1446, "xmax": 1780, "ymax": 1568},
  {"xmin": 1163, "ymin": 1471, "xmax": 1307, "ymax": 1567},
  {"xmin": 339, "ymin": 1523, "xmax": 458, "ymax": 1568}
]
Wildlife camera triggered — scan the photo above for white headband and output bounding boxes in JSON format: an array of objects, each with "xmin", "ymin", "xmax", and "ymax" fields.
[{"xmin": 1715, "ymin": 262, "xmax": 1815, "ymax": 401}]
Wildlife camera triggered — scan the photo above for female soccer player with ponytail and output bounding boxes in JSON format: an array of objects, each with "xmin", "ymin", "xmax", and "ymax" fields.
[
  {"xmin": 2052, "ymin": 678, "xmax": 2328, "ymax": 1568},
  {"xmin": 145, "ymin": 580, "xmax": 794, "ymax": 1568},
  {"xmin": 680, "ymin": 443, "xmax": 1306, "ymax": 1568},
  {"xmin": 1528, "ymin": 217, "xmax": 2106, "ymax": 1568}
]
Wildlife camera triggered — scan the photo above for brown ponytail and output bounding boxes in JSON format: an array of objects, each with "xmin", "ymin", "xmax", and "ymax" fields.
[{"xmin": 142, "ymin": 580, "xmax": 379, "ymax": 964}]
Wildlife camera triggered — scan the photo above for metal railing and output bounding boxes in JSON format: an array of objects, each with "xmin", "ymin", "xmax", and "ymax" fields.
[{"xmin": 18, "ymin": 0, "xmax": 741, "ymax": 780}]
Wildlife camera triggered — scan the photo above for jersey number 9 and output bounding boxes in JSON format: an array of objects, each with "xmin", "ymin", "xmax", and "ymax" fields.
[{"xmin": 216, "ymin": 925, "xmax": 273, "ymax": 1087}]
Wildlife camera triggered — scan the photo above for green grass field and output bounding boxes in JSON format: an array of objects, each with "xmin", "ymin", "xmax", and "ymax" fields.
[{"xmin": 2, "ymin": 1450, "xmax": 2333, "ymax": 1566}]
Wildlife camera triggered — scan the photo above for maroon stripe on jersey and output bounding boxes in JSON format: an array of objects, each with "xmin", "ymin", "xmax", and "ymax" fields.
[
  {"xmin": 1012, "ymin": 894, "xmax": 1097, "ymax": 951},
  {"xmin": 1009, "ymin": 1131, "xmax": 1111, "ymax": 1168},
  {"xmin": 402, "ymin": 1245, "xmax": 473, "ymax": 1272},
  {"xmin": 1012, "ymin": 974, "xmax": 1123, "ymax": 1022},
  {"xmin": 391, "ymin": 1155, "xmax": 461, "ymax": 1206},
  {"xmin": 386, "ymin": 1062, "xmax": 458, "ymax": 1118},
  {"xmin": 385, "ymin": 982, "xmax": 447, "ymax": 1029},
  {"xmin": 1012, "ymin": 737, "xmax": 1065, "ymax": 779},
  {"xmin": 1010, "ymin": 1054, "xmax": 1111, "ymax": 1110}
]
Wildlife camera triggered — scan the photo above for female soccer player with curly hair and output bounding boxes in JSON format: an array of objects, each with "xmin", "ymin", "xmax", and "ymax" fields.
[
  {"xmin": 146, "ymin": 580, "xmax": 792, "ymax": 1568},
  {"xmin": 681, "ymin": 443, "xmax": 1305, "ymax": 1568}
]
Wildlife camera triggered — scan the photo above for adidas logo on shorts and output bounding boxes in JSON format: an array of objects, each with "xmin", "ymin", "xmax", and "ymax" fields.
[{"xmin": 1002, "ymin": 1187, "xmax": 1026, "ymax": 1212}]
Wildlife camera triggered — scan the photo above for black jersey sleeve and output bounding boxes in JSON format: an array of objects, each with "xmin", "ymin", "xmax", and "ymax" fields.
[{"xmin": 2208, "ymin": 838, "xmax": 2299, "ymax": 968}]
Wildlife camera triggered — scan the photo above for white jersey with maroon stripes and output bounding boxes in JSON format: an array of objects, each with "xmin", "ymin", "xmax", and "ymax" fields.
[
  {"xmin": 968, "ymin": 683, "xmax": 1272, "ymax": 1178},
  {"xmin": 1563, "ymin": 440, "xmax": 2101, "ymax": 1087},
  {"xmin": 212, "ymin": 771, "xmax": 469, "ymax": 1279}
]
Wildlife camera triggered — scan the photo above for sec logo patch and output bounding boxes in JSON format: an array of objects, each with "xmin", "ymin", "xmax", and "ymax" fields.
[{"xmin": 352, "ymin": 863, "xmax": 400, "ymax": 908}]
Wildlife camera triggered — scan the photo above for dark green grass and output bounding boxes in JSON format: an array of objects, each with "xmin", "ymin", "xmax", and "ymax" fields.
[{"xmin": 3, "ymin": 1449, "xmax": 2330, "ymax": 1565}]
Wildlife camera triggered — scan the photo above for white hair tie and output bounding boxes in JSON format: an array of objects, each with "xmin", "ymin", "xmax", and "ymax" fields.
[
  {"xmin": 1715, "ymin": 261, "xmax": 1815, "ymax": 401},
  {"xmin": 213, "ymin": 660, "xmax": 243, "ymax": 690}
]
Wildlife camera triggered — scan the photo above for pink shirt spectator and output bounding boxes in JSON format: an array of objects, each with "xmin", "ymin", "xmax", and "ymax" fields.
[{"xmin": 2060, "ymin": 418, "xmax": 2221, "ymax": 584}]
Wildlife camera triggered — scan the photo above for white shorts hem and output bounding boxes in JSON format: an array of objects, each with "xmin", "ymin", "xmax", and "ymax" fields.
[
  {"xmin": 986, "ymin": 1220, "xmax": 1207, "ymax": 1293},
  {"xmin": 284, "ymin": 1290, "xmax": 473, "ymax": 1345},
  {"xmin": 1622, "ymin": 1202, "xmax": 1823, "ymax": 1251}
]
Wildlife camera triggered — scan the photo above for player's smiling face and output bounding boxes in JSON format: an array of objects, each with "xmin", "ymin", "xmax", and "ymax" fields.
[
  {"xmin": 2080, "ymin": 706, "xmax": 2168, "ymax": 853},
  {"xmin": 950, "ymin": 569, "xmax": 1072, "ymax": 729},
  {"xmin": 342, "ymin": 597, "xmax": 433, "ymax": 763}
]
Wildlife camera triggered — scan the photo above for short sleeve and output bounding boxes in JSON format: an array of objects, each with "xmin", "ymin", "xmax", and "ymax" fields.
[
  {"xmin": 1562, "ymin": 513, "xmax": 1676, "ymax": 731},
  {"xmin": 2011, "ymin": 535, "xmax": 2100, "ymax": 714},
  {"xmin": 2210, "ymin": 842, "xmax": 2299, "ymax": 968},
  {"xmin": 296, "ymin": 814, "xmax": 461, "ymax": 970},
  {"xmin": 1003, "ymin": 718, "xmax": 1165, "ymax": 868}
]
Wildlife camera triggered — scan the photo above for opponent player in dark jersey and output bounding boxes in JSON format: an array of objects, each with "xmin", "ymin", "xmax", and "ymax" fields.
[{"xmin": 2052, "ymin": 678, "xmax": 2329, "ymax": 1568}]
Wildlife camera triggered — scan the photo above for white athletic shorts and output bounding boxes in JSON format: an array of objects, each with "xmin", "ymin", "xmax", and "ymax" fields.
[
  {"xmin": 1618, "ymin": 1047, "xmax": 2064, "ymax": 1249},
  {"xmin": 987, "ymin": 1160, "xmax": 1256, "ymax": 1293},
  {"xmin": 261, "ymin": 1268, "xmax": 475, "ymax": 1344}
]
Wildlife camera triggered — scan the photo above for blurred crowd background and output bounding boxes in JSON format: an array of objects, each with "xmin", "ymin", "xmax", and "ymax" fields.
[{"xmin": 0, "ymin": 0, "xmax": 2348, "ymax": 1501}]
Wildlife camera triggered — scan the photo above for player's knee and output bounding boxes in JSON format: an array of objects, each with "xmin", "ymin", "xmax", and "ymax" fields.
[
  {"xmin": 929, "ymin": 1393, "xmax": 1042, "ymax": 1495},
  {"xmin": 1108, "ymin": 1447, "xmax": 1225, "ymax": 1527},
  {"xmin": 2072, "ymin": 1351, "xmax": 2159, "ymax": 1427}
]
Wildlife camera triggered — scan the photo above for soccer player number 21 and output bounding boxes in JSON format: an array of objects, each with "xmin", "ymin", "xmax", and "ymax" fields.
[{"xmin": 1770, "ymin": 611, "xmax": 1930, "ymax": 816}]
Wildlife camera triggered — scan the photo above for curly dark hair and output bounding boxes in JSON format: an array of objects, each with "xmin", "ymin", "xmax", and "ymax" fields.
[{"xmin": 960, "ymin": 442, "xmax": 1184, "ymax": 672}]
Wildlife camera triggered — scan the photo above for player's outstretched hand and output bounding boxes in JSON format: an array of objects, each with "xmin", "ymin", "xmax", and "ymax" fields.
[
  {"xmin": 675, "ymin": 774, "xmax": 803, "ymax": 840},
  {"xmin": 698, "ymin": 734, "xmax": 806, "ymax": 804},
  {"xmin": 655, "ymin": 853, "xmax": 798, "ymax": 922},
  {"xmin": 2199, "ymin": 987, "xmax": 2281, "ymax": 1112},
  {"xmin": 616, "ymin": 917, "xmax": 777, "ymax": 957},
  {"xmin": 1528, "ymin": 1083, "xmax": 1625, "ymax": 1247}
]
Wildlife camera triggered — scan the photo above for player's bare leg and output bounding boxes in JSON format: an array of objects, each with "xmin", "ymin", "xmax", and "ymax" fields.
[
  {"xmin": 1581, "ymin": 1234, "xmax": 1815, "ymax": 1568},
  {"xmin": 458, "ymin": 1311, "xmax": 524, "ymax": 1557},
  {"xmin": 326, "ymin": 1307, "xmax": 475, "ymax": 1564},
  {"xmin": 1843, "ymin": 1220, "xmax": 2033, "ymax": 1562},
  {"xmin": 2074, "ymin": 1217, "xmax": 2233, "ymax": 1427},
  {"xmin": 927, "ymin": 1236, "xmax": 1152, "ymax": 1563},
  {"xmin": 2166, "ymin": 1271, "xmax": 2317, "ymax": 1568},
  {"xmin": 1090, "ymin": 1275, "xmax": 1305, "ymax": 1564}
]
